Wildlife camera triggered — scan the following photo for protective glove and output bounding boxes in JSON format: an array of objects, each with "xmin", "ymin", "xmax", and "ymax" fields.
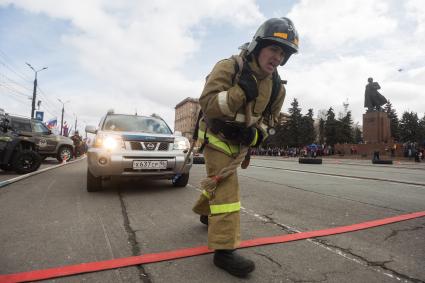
[
  {"xmin": 240, "ymin": 127, "xmax": 263, "ymax": 147},
  {"xmin": 238, "ymin": 64, "xmax": 258, "ymax": 103}
]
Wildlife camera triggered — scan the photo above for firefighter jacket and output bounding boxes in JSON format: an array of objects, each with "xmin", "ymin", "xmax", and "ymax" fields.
[{"xmin": 198, "ymin": 55, "xmax": 286, "ymax": 156}]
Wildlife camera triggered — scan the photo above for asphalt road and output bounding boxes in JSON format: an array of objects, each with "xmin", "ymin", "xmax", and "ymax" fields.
[
  {"xmin": 0, "ymin": 158, "xmax": 65, "ymax": 183},
  {"xmin": 0, "ymin": 157, "xmax": 424, "ymax": 283}
]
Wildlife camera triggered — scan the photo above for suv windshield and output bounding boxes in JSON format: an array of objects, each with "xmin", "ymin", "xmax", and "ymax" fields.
[
  {"xmin": 31, "ymin": 120, "xmax": 50, "ymax": 134},
  {"xmin": 10, "ymin": 118, "xmax": 32, "ymax": 132},
  {"xmin": 102, "ymin": 115, "xmax": 172, "ymax": 134}
]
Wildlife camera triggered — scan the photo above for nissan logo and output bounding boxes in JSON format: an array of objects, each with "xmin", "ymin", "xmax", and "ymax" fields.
[{"xmin": 145, "ymin": 142, "xmax": 155, "ymax": 150}]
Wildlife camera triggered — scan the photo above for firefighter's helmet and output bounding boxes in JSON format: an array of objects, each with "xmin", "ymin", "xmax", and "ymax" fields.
[{"xmin": 247, "ymin": 17, "xmax": 299, "ymax": 66}]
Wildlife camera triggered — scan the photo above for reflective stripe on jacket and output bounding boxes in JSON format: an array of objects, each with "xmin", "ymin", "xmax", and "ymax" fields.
[{"xmin": 198, "ymin": 126, "xmax": 240, "ymax": 156}]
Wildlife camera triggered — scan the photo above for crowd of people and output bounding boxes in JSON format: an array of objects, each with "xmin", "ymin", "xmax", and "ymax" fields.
[
  {"xmin": 250, "ymin": 144, "xmax": 334, "ymax": 158},
  {"xmin": 250, "ymin": 142, "xmax": 424, "ymax": 162},
  {"xmin": 402, "ymin": 142, "xmax": 424, "ymax": 162}
]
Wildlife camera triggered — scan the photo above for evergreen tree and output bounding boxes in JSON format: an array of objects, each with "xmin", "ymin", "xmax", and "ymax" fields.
[
  {"xmin": 286, "ymin": 98, "xmax": 303, "ymax": 147},
  {"xmin": 318, "ymin": 118, "xmax": 325, "ymax": 145},
  {"xmin": 317, "ymin": 109, "xmax": 327, "ymax": 145},
  {"xmin": 353, "ymin": 123, "xmax": 362, "ymax": 143},
  {"xmin": 418, "ymin": 114, "xmax": 425, "ymax": 145},
  {"xmin": 384, "ymin": 100, "xmax": 400, "ymax": 141},
  {"xmin": 399, "ymin": 111, "xmax": 419, "ymax": 142},
  {"xmin": 338, "ymin": 110, "xmax": 353, "ymax": 143},
  {"xmin": 300, "ymin": 108, "xmax": 315, "ymax": 145},
  {"xmin": 324, "ymin": 107, "xmax": 338, "ymax": 145}
]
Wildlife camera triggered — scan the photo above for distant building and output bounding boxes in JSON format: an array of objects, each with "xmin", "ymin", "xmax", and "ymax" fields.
[
  {"xmin": 277, "ymin": 112, "xmax": 290, "ymax": 125},
  {"xmin": 174, "ymin": 97, "xmax": 201, "ymax": 140}
]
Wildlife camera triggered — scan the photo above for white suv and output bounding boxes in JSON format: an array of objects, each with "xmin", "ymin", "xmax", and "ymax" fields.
[{"xmin": 85, "ymin": 112, "xmax": 192, "ymax": 192}]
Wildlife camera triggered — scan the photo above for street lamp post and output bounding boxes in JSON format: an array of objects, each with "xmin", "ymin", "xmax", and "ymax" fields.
[
  {"xmin": 58, "ymin": 98, "xmax": 70, "ymax": 136},
  {"xmin": 26, "ymin": 63, "xmax": 48, "ymax": 119}
]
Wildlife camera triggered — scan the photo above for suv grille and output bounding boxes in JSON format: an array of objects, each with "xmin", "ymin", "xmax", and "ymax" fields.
[
  {"xmin": 128, "ymin": 142, "xmax": 170, "ymax": 151},
  {"xmin": 158, "ymin": 142, "xmax": 170, "ymax": 151}
]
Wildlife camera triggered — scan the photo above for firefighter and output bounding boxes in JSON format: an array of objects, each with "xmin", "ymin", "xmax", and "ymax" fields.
[{"xmin": 192, "ymin": 17, "xmax": 299, "ymax": 277}]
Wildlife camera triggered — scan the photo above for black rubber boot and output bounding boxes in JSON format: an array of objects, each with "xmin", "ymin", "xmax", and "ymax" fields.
[
  {"xmin": 200, "ymin": 215, "xmax": 208, "ymax": 225},
  {"xmin": 213, "ymin": 250, "xmax": 255, "ymax": 277}
]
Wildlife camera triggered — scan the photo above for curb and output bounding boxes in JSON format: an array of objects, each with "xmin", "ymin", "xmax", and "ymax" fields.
[{"xmin": 0, "ymin": 156, "xmax": 86, "ymax": 188}]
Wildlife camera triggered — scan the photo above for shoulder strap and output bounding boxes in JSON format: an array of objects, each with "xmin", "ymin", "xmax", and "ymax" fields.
[
  {"xmin": 230, "ymin": 54, "xmax": 282, "ymax": 119},
  {"xmin": 204, "ymin": 56, "xmax": 244, "ymax": 85},
  {"xmin": 230, "ymin": 55, "xmax": 244, "ymax": 85},
  {"xmin": 265, "ymin": 71, "xmax": 282, "ymax": 118}
]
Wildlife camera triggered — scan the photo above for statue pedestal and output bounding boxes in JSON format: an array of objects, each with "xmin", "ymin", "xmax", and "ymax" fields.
[{"xmin": 363, "ymin": 111, "xmax": 391, "ymax": 143}]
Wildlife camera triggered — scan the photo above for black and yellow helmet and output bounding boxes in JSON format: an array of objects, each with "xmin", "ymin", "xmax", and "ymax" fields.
[{"xmin": 247, "ymin": 17, "xmax": 299, "ymax": 66}]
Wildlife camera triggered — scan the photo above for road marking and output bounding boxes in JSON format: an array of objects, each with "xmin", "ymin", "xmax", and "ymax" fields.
[
  {"xmin": 98, "ymin": 215, "xmax": 124, "ymax": 283},
  {"xmin": 250, "ymin": 165, "xmax": 425, "ymax": 187},
  {"xmin": 1, "ymin": 198, "xmax": 423, "ymax": 283},
  {"xmin": 189, "ymin": 184, "xmax": 414, "ymax": 282},
  {"xmin": 241, "ymin": 206, "xmax": 409, "ymax": 282}
]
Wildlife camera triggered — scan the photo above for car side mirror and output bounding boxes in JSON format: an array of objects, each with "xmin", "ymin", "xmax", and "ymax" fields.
[
  {"xmin": 85, "ymin": 125, "xmax": 97, "ymax": 134},
  {"xmin": 174, "ymin": 130, "xmax": 182, "ymax": 136}
]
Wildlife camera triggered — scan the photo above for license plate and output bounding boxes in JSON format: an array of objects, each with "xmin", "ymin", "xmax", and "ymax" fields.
[{"xmin": 133, "ymin": 160, "xmax": 167, "ymax": 170}]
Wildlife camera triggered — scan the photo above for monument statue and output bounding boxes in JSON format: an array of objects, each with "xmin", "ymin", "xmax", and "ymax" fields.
[{"xmin": 364, "ymin": 77, "xmax": 387, "ymax": 112}]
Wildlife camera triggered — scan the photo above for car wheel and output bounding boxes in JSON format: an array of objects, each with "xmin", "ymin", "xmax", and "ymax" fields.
[
  {"xmin": 57, "ymin": 146, "xmax": 73, "ymax": 162},
  {"xmin": 12, "ymin": 150, "xmax": 42, "ymax": 174},
  {"xmin": 172, "ymin": 173, "xmax": 189, "ymax": 187},
  {"xmin": 87, "ymin": 169, "xmax": 103, "ymax": 192}
]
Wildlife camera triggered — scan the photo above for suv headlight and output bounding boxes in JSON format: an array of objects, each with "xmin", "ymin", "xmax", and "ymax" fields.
[
  {"xmin": 173, "ymin": 137, "xmax": 190, "ymax": 150},
  {"xmin": 94, "ymin": 134, "xmax": 124, "ymax": 150}
]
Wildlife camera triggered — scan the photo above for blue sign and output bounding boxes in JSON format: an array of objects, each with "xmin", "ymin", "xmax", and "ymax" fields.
[{"xmin": 35, "ymin": 111, "xmax": 44, "ymax": 121}]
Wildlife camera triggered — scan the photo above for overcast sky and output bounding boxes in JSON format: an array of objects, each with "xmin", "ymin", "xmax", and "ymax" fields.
[{"xmin": 1, "ymin": 0, "xmax": 424, "ymax": 133}]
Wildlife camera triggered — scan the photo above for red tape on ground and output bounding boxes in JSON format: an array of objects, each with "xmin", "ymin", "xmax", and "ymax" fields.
[{"xmin": 1, "ymin": 211, "xmax": 425, "ymax": 283}]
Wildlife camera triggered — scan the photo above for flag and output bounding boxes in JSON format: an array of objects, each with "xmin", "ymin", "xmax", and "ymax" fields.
[
  {"xmin": 63, "ymin": 121, "xmax": 69, "ymax": 137},
  {"xmin": 46, "ymin": 118, "xmax": 57, "ymax": 129}
]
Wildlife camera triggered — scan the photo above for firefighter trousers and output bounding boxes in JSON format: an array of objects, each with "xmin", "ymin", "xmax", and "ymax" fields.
[{"xmin": 192, "ymin": 145, "xmax": 241, "ymax": 250}]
